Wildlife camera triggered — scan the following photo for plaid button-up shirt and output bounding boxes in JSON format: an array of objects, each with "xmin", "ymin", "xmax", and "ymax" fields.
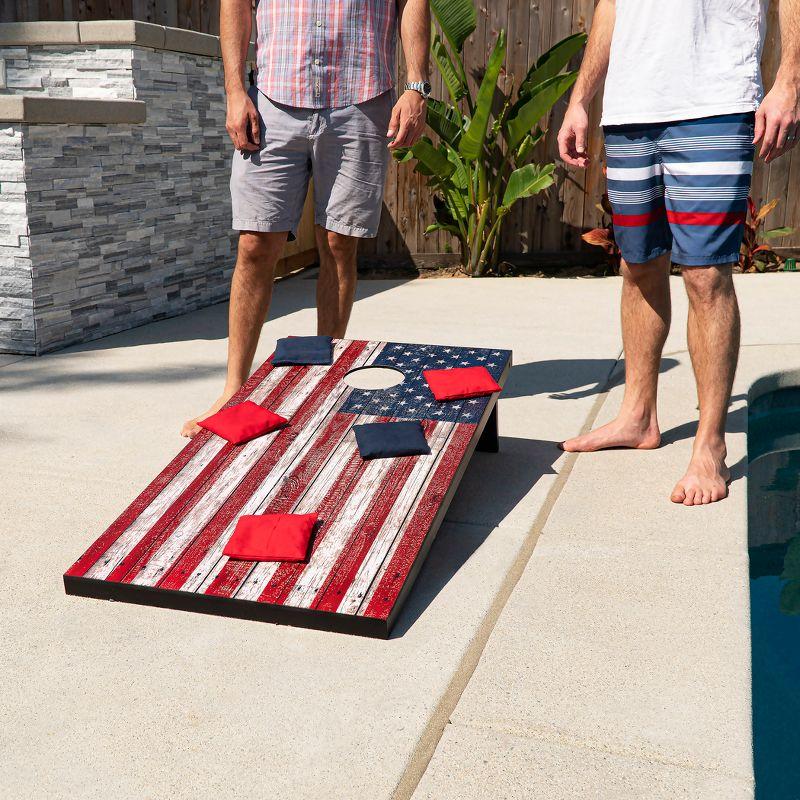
[{"xmin": 255, "ymin": 0, "xmax": 399, "ymax": 109}]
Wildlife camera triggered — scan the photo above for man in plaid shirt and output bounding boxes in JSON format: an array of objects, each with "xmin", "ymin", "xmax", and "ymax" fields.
[{"xmin": 182, "ymin": 0, "xmax": 431, "ymax": 438}]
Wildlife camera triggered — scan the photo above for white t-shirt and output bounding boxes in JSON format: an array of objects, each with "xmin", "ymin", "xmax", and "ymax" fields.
[{"xmin": 601, "ymin": 0, "xmax": 768, "ymax": 126}]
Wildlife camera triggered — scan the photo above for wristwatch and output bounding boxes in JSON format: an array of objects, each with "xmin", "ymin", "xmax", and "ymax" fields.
[{"xmin": 405, "ymin": 80, "xmax": 432, "ymax": 99}]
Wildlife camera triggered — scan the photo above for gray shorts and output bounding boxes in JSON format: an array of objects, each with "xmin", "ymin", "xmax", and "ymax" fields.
[{"xmin": 230, "ymin": 87, "xmax": 393, "ymax": 239}]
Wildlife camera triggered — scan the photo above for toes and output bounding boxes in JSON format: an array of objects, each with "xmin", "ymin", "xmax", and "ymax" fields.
[
  {"xmin": 683, "ymin": 487, "xmax": 698, "ymax": 506},
  {"xmin": 701, "ymin": 489, "xmax": 712, "ymax": 505},
  {"xmin": 671, "ymin": 484, "xmax": 687, "ymax": 503}
]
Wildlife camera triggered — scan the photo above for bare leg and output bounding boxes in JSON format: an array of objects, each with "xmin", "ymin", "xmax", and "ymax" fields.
[
  {"xmin": 181, "ymin": 230, "xmax": 288, "ymax": 437},
  {"xmin": 671, "ymin": 264, "xmax": 739, "ymax": 505},
  {"xmin": 562, "ymin": 253, "xmax": 670, "ymax": 452},
  {"xmin": 315, "ymin": 226, "xmax": 359, "ymax": 338}
]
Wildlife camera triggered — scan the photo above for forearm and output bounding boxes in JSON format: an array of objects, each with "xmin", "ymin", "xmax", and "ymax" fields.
[
  {"xmin": 776, "ymin": 0, "xmax": 800, "ymax": 86},
  {"xmin": 220, "ymin": 0, "xmax": 252, "ymax": 97},
  {"xmin": 398, "ymin": 0, "xmax": 430, "ymax": 83},
  {"xmin": 569, "ymin": 0, "xmax": 615, "ymax": 107}
]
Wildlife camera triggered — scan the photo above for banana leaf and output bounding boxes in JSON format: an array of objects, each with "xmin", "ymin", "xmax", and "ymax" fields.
[
  {"xmin": 426, "ymin": 98, "xmax": 464, "ymax": 145},
  {"xmin": 459, "ymin": 30, "xmax": 507, "ymax": 161},
  {"xmin": 500, "ymin": 163, "xmax": 555, "ymax": 211},
  {"xmin": 519, "ymin": 32, "xmax": 587, "ymax": 98},
  {"xmin": 506, "ymin": 71, "xmax": 577, "ymax": 149},
  {"xmin": 430, "ymin": 0, "xmax": 477, "ymax": 53},
  {"xmin": 431, "ymin": 34, "xmax": 466, "ymax": 104},
  {"xmin": 411, "ymin": 137, "xmax": 455, "ymax": 179}
]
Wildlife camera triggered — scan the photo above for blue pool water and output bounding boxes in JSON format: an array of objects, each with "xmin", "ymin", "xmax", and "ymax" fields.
[{"xmin": 748, "ymin": 387, "xmax": 800, "ymax": 799}]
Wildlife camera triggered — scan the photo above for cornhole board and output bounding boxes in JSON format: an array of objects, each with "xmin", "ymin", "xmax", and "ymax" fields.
[{"xmin": 64, "ymin": 339, "xmax": 512, "ymax": 638}]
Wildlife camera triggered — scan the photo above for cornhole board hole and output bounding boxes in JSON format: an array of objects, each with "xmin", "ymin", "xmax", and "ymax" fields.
[{"xmin": 64, "ymin": 339, "xmax": 512, "ymax": 638}]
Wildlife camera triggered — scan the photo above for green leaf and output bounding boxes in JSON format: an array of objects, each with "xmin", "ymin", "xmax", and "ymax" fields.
[
  {"xmin": 500, "ymin": 162, "xmax": 555, "ymax": 210},
  {"xmin": 426, "ymin": 98, "xmax": 464, "ymax": 144},
  {"xmin": 459, "ymin": 30, "xmax": 507, "ymax": 161},
  {"xmin": 392, "ymin": 147, "xmax": 414, "ymax": 163},
  {"xmin": 411, "ymin": 138, "xmax": 455, "ymax": 179},
  {"xmin": 519, "ymin": 32, "xmax": 588, "ymax": 97},
  {"xmin": 432, "ymin": 34, "xmax": 466, "ymax": 104},
  {"xmin": 780, "ymin": 580, "xmax": 800, "ymax": 616},
  {"xmin": 425, "ymin": 222, "xmax": 461, "ymax": 236},
  {"xmin": 506, "ymin": 71, "xmax": 577, "ymax": 149},
  {"xmin": 445, "ymin": 145, "xmax": 469, "ymax": 188},
  {"xmin": 781, "ymin": 536, "xmax": 800, "ymax": 580},
  {"xmin": 430, "ymin": 0, "xmax": 477, "ymax": 53},
  {"xmin": 515, "ymin": 128, "xmax": 545, "ymax": 163},
  {"xmin": 763, "ymin": 227, "xmax": 795, "ymax": 239}
]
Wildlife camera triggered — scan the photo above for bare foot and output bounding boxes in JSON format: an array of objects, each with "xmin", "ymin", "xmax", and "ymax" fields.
[
  {"xmin": 181, "ymin": 386, "xmax": 241, "ymax": 439},
  {"xmin": 561, "ymin": 412, "xmax": 661, "ymax": 453},
  {"xmin": 670, "ymin": 441, "xmax": 730, "ymax": 506}
]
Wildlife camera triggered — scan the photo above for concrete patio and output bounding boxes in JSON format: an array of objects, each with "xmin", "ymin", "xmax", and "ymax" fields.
[{"xmin": 2, "ymin": 272, "xmax": 798, "ymax": 798}]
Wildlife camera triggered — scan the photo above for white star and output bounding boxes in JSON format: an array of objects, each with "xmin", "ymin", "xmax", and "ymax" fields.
[
  {"xmin": 488, "ymin": 362, "xmax": 497, "ymax": 367},
  {"xmin": 478, "ymin": 356, "xmax": 486, "ymax": 361},
  {"xmin": 387, "ymin": 355, "xmax": 396, "ymax": 361},
  {"xmin": 444, "ymin": 348, "xmax": 452, "ymax": 353},
  {"xmin": 381, "ymin": 406, "xmax": 390, "ymax": 411},
  {"xmin": 396, "ymin": 362, "xmax": 405, "ymax": 367},
  {"xmin": 468, "ymin": 399, "xmax": 478, "ymax": 404},
  {"xmin": 492, "ymin": 351, "xmax": 501, "ymax": 356},
  {"xmin": 437, "ymin": 359, "xmax": 445, "ymax": 364},
  {"xmin": 468, "ymin": 350, "xmax": 475, "ymax": 354},
  {"xmin": 459, "ymin": 361, "xmax": 469, "ymax": 366}
]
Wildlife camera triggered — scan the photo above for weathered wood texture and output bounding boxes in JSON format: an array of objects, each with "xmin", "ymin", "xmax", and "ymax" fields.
[
  {"xmin": 10, "ymin": 1, "xmax": 800, "ymax": 253},
  {"xmin": 64, "ymin": 339, "xmax": 512, "ymax": 636}
]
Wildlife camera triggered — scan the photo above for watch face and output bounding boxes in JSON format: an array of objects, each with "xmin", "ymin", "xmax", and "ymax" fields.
[{"xmin": 423, "ymin": 82, "xmax": 432, "ymax": 96}]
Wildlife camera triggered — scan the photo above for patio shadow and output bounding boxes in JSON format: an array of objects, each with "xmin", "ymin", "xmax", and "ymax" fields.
[
  {"xmin": 502, "ymin": 357, "xmax": 679, "ymax": 401},
  {"xmin": 391, "ymin": 435, "xmax": 559, "ymax": 637}
]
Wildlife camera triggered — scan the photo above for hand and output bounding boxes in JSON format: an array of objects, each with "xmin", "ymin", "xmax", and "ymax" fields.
[
  {"xmin": 226, "ymin": 88, "xmax": 260, "ymax": 152},
  {"xmin": 387, "ymin": 90, "xmax": 427, "ymax": 150},
  {"xmin": 754, "ymin": 78, "xmax": 800, "ymax": 163},
  {"xmin": 557, "ymin": 102, "xmax": 590, "ymax": 168}
]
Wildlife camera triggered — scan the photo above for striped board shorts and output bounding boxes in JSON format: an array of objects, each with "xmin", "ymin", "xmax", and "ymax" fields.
[{"xmin": 604, "ymin": 113, "xmax": 755, "ymax": 266}]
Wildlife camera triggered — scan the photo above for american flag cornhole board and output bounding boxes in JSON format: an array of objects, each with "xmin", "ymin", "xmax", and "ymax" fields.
[{"xmin": 64, "ymin": 339, "xmax": 512, "ymax": 637}]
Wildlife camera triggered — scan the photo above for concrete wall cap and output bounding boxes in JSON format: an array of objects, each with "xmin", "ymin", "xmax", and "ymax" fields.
[
  {"xmin": 0, "ymin": 21, "xmax": 252, "ymax": 60},
  {"xmin": 0, "ymin": 21, "xmax": 80, "ymax": 45},
  {"xmin": 0, "ymin": 95, "xmax": 146, "ymax": 124},
  {"xmin": 163, "ymin": 26, "xmax": 221, "ymax": 58},
  {"xmin": 78, "ymin": 20, "xmax": 166, "ymax": 49}
]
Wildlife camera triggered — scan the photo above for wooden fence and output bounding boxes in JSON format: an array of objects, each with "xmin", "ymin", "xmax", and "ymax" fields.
[{"xmin": 6, "ymin": 0, "xmax": 799, "ymax": 258}]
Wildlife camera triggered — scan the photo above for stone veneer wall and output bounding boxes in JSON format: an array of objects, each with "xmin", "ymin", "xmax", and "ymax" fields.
[
  {"xmin": 0, "ymin": 25, "xmax": 296, "ymax": 355},
  {"xmin": 0, "ymin": 124, "xmax": 33, "ymax": 353}
]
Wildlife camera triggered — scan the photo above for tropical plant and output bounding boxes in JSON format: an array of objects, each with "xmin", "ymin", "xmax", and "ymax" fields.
[
  {"xmin": 580, "ymin": 188, "xmax": 621, "ymax": 272},
  {"xmin": 740, "ymin": 197, "xmax": 795, "ymax": 272},
  {"xmin": 396, "ymin": 0, "xmax": 587, "ymax": 276}
]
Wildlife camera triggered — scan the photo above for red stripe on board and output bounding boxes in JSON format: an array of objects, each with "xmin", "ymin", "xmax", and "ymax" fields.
[
  {"xmin": 64, "ymin": 359, "xmax": 279, "ymax": 579},
  {"xmin": 312, "ymin": 420, "xmax": 438, "ymax": 613},
  {"xmin": 110, "ymin": 365, "xmax": 306, "ymax": 584},
  {"xmin": 611, "ymin": 208, "xmax": 666, "ymax": 227},
  {"xmin": 152, "ymin": 340, "xmax": 367, "ymax": 595},
  {"xmin": 254, "ymin": 447, "xmax": 367, "ymax": 604},
  {"xmin": 666, "ymin": 210, "xmax": 746, "ymax": 226},
  {"xmin": 201, "ymin": 416, "xmax": 366, "ymax": 597},
  {"xmin": 363, "ymin": 422, "xmax": 476, "ymax": 621},
  {"xmin": 157, "ymin": 410, "xmax": 358, "ymax": 591}
]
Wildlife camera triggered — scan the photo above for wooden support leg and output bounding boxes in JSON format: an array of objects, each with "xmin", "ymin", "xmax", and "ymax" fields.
[{"xmin": 477, "ymin": 404, "xmax": 499, "ymax": 453}]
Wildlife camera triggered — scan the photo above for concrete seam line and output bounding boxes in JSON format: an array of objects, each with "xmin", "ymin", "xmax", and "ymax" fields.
[{"xmin": 391, "ymin": 349, "xmax": 624, "ymax": 800}]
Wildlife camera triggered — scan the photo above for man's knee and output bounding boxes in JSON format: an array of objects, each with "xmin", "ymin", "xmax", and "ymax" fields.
[
  {"xmin": 237, "ymin": 231, "xmax": 286, "ymax": 263},
  {"xmin": 619, "ymin": 254, "xmax": 669, "ymax": 287},
  {"xmin": 682, "ymin": 264, "xmax": 735, "ymax": 305},
  {"xmin": 320, "ymin": 229, "xmax": 359, "ymax": 264}
]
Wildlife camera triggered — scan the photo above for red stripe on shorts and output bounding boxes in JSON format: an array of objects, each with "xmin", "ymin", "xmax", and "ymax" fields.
[
  {"xmin": 666, "ymin": 211, "xmax": 746, "ymax": 226},
  {"xmin": 612, "ymin": 208, "xmax": 666, "ymax": 227}
]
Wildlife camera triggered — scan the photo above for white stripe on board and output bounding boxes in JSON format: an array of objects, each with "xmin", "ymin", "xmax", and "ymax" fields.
[
  {"xmin": 183, "ymin": 343, "xmax": 386, "ymax": 593},
  {"xmin": 129, "ymin": 341, "xmax": 365, "ymax": 588},
  {"xmin": 83, "ymin": 361, "xmax": 292, "ymax": 580},
  {"xmin": 232, "ymin": 414, "xmax": 380, "ymax": 601},
  {"xmin": 284, "ymin": 421, "xmax": 456, "ymax": 610},
  {"xmin": 337, "ymin": 422, "xmax": 459, "ymax": 615}
]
